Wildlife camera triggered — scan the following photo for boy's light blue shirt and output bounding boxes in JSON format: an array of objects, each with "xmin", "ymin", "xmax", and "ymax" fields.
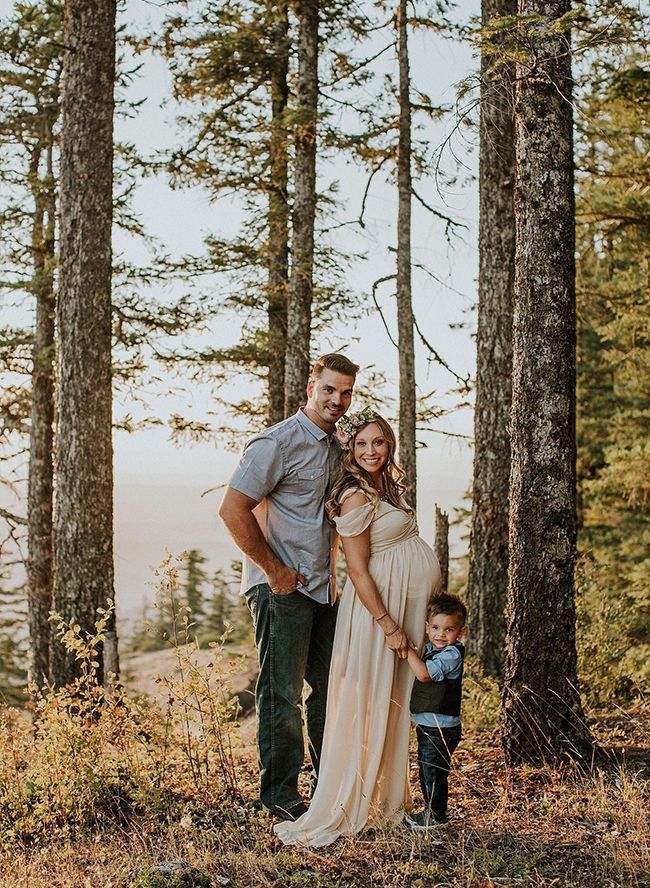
[{"xmin": 411, "ymin": 642, "xmax": 463, "ymax": 728}]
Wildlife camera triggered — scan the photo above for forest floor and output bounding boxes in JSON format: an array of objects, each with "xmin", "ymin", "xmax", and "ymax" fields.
[{"xmin": 2, "ymin": 697, "xmax": 647, "ymax": 888}]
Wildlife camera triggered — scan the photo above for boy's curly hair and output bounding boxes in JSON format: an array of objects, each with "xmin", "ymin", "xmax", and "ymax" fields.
[{"xmin": 426, "ymin": 592, "xmax": 467, "ymax": 627}]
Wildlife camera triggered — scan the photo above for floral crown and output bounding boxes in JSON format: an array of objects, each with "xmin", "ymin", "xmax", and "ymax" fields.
[{"xmin": 335, "ymin": 407, "xmax": 380, "ymax": 450}]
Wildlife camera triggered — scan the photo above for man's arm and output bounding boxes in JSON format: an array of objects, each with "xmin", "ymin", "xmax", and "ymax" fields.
[{"xmin": 219, "ymin": 486, "xmax": 306, "ymax": 594}]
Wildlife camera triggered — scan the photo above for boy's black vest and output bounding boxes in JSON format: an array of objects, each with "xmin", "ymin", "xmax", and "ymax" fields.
[{"xmin": 409, "ymin": 642, "xmax": 465, "ymax": 717}]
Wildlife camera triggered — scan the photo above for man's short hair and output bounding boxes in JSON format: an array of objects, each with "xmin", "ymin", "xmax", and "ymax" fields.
[
  {"xmin": 311, "ymin": 353, "xmax": 359, "ymax": 381},
  {"xmin": 426, "ymin": 593, "xmax": 467, "ymax": 627}
]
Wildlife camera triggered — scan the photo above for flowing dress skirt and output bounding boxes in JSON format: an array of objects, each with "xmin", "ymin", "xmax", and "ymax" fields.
[{"xmin": 274, "ymin": 499, "xmax": 441, "ymax": 847}]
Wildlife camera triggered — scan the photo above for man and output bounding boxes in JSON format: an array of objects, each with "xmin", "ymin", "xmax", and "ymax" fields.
[{"xmin": 219, "ymin": 353, "xmax": 359, "ymax": 820}]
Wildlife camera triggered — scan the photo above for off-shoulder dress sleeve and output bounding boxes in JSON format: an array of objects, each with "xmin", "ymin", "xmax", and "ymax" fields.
[{"xmin": 333, "ymin": 489, "xmax": 378, "ymax": 538}]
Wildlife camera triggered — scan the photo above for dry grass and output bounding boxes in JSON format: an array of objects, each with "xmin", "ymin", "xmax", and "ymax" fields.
[
  {"xmin": 1, "ymin": 706, "xmax": 647, "ymax": 888},
  {"xmin": 2, "ymin": 570, "xmax": 646, "ymax": 888}
]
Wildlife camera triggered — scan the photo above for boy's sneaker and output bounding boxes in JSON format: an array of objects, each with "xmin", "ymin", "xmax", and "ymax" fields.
[{"xmin": 405, "ymin": 810, "xmax": 448, "ymax": 830}]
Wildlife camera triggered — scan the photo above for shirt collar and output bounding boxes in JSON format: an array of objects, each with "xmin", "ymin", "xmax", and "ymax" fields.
[{"xmin": 296, "ymin": 407, "xmax": 332, "ymax": 442}]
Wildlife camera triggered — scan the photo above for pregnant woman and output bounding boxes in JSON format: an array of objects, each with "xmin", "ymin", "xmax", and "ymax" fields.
[{"xmin": 274, "ymin": 409, "xmax": 441, "ymax": 847}]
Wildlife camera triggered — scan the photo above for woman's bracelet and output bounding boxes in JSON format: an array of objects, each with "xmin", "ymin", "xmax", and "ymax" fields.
[
  {"xmin": 384, "ymin": 624, "xmax": 400, "ymax": 637},
  {"xmin": 375, "ymin": 611, "xmax": 389, "ymax": 622}
]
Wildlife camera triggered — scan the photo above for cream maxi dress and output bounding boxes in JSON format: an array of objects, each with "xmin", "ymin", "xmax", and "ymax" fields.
[{"xmin": 274, "ymin": 490, "xmax": 441, "ymax": 848}]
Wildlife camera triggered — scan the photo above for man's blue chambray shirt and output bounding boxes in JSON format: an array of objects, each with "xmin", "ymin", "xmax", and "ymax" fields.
[
  {"xmin": 411, "ymin": 642, "xmax": 463, "ymax": 728},
  {"xmin": 228, "ymin": 408, "xmax": 341, "ymax": 604}
]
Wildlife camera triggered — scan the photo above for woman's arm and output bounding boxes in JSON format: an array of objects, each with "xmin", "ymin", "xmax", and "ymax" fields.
[{"xmin": 339, "ymin": 492, "xmax": 411, "ymax": 658}]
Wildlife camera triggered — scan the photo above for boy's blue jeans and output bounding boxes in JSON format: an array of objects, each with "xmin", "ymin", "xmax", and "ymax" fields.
[
  {"xmin": 245, "ymin": 583, "xmax": 338, "ymax": 814},
  {"xmin": 416, "ymin": 723, "xmax": 462, "ymax": 821}
]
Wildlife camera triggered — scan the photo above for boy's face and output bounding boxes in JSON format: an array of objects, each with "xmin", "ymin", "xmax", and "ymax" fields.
[{"xmin": 426, "ymin": 612, "xmax": 466, "ymax": 649}]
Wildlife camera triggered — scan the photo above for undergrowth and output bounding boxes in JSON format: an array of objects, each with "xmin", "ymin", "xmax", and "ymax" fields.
[
  {"xmin": 0, "ymin": 554, "xmax": 244, "ymax": 846},
  {"xmin": 0, "ymin": 553, "xmax": 647, "ymax": 886}
]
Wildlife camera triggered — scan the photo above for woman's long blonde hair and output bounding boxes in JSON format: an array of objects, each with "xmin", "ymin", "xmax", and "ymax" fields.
[{"xmin": 326, "ymin": 415, "xmax": 408, "ymax": 520}]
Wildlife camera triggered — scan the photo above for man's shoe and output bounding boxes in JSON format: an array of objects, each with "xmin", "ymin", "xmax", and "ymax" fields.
[
  {"xmin": 271, "ymin": 801, "xmax": 308, "ymax": 822},
  {"xmin": 405, "ymin": 810, "xmax": 446, "ymax": 831}
]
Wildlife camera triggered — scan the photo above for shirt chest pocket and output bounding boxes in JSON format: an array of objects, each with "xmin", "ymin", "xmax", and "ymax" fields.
[{"xmin": 292, "ymin": 467, "xmax": 327, "ymax": 500}]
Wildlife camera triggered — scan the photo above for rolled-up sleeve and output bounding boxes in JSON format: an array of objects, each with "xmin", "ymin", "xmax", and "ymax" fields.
[
  {"xmin": 425, "ymin": 646, "xmax": 463, "ymax": 682},
  {"xmin": 229, "ymin": 436, "xmax": 285, "ymax": 502}
]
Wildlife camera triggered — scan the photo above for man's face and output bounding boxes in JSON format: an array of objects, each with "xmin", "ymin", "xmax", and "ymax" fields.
[{"xmin": 305, "ymin": 368, "xmax": 354, "ymax": 429}]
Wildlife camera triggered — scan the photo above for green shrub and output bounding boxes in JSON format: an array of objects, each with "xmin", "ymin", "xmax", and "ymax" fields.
[
  {"xmin": 0, "ymin": 555, "xmax": 244, "ymax": 846},
  {"xmin": 576, "ymin": 557, "xmax": 649, "ymax": 711}
]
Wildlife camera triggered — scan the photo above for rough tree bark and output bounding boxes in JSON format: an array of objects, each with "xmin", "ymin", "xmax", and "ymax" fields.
[
  {"xmin": 396, "ymin": 0, "xmax": 416, "ymax": 509},
  {"xmin": 51, "ymin": 0, "xmax": 117, "ymax": 686},
  {"xmin": 501, "ymin": 0, "xmax": 592, "ymax": 763},
  {"xmin": 466, "ymin": 0, "xmax": 516, "ymax": 681},
  {"xmin": 434, "ymin": 505, "xmax": 449, "ymax": 593},
  {"xmin": 284, "ymin": 0, "xmax": 318, "ymax": 414},
  {"xmin": 266, "ymin": 1, "xmax": 290, "ymax": 425},
  {"xmin": 27, "ymin": 140, "xmax": 56, "ymax": 690}
]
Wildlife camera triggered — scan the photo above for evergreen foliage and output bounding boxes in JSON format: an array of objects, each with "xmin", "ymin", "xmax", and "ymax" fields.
[
  {"xmin": 0, "ymin": 573, "xmax": 27, "ymax": 705},
  {"xmin": 126, "ymin": 554, "xmax": 248, "ymax": 653},
  {"xmin": 149, "ymin": 0, "xmax": 363, "ymax": 429},
  {"xmin": 181, "ymin": 548, "xmax": 208, "ymax": 622},
  {"xmin": 0, "ymin": 0, "xmax": 646, "ymax": 718},
  {"xmin": 0, "ymin": 0, "xmax": 62, "ymax": 437},
  {"xmin": 574, "ymin": 26, "xmax": 649, "ymax": 704}
]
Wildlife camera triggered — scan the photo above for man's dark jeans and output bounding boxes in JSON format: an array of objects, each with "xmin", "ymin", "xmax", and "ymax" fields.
[
  {"xmin": 416, "ymin": 723, "xmax": 462, "ymax": 821},
  {"xmin": 245, "ymin": 583, "xmax": 338, "ymax": 814}
]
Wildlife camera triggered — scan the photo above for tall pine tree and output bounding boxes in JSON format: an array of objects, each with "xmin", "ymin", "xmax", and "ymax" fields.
[
  {"xmin": 51, "ymin": 0, "xmax": 117, "ymax": 686},
  {"xmin": 0, "ymin": 1, "xmax": 62, "ymax": 688},
  {"xmin": 466, "ymin": 0, "xmax": 516, "ymax": 681},
  {"xmin": 501, "ymin": 1, "xmax": 591, "ymax": 763}
]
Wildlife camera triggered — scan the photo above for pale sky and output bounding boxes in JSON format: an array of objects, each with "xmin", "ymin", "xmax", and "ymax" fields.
[{"xmin": 2, "ymin": 0, "xmax": 480, "ymax": 622}]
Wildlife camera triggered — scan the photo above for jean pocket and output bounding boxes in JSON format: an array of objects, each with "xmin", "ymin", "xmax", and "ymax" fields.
[
  {"xmin": 270, "ymin": 587, "xmax": 299, "ymax": 602},
  {"xmin": 244, "ymin": 585, "xmax": 260, "ymax": 620}
]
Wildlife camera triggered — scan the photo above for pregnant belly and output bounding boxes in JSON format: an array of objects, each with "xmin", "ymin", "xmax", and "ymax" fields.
[{"xmin": 369, "ymin": 536, "xmax": 441, "ymax": 593}]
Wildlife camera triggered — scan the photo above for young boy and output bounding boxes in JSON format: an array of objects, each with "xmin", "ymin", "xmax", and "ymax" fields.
[{"xmin": 405, "ymin": 592, "xmax": 467, "ymax": 829}]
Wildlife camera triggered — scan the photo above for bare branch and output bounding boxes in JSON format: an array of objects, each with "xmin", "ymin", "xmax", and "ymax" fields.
[
  {"xmin": 322, "ymin": 41, "xmax": 397, "ymax": 88},
  {"xmin": 416, "ymin": 426, "xmax": 472, "ymax": 441},
  {"xmin": 0, "ymin": 507, "xmax": 26, "ymax": 526},
  {"xmin": 413, "ymin": 314, "xmax": 470, "ymax": 390},
  {"xmin": 360, "ymin": 156, "xmax": 391, "ymax": 228},
  {"xmin": 412, "ymin": 188, "xmax": 468, "ymax": 232},
  {"xmin": 411, "ymin": 261, "xmax": 472, "ymax": 301},
  {"xmin": 371, "ymin": 274, "xmax": 398, "ymax": 348}
]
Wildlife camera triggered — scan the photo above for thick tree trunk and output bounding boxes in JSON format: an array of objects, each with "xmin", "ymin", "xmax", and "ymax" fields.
[
  {"xmin": 284, "ymin": 0, "xmax": 318, "ymax": 415},
  {"xmin": 267, "ymin": 2, "xmax": 289, "ymax": 425},
  {"xmin": 466, "ymin": 0, "xmax": 516, "ymax": 680},
  {"xmin": 27, "ymin": 143, "xmax": 56, "ymax": 690},
  {"xmin": 51, "ymin": 0, "xmax": 117, "ymax": 687},
  {"xmin": 501, "ymin": 0, "xmax": 592, "ymax": 764},
  {"xmin": 396, "ymin": 0, "xmax": 416, "ymax": 510},
  {"xmin": 434, "ymin": 505, "xmax": 449, "ymax": 593}
]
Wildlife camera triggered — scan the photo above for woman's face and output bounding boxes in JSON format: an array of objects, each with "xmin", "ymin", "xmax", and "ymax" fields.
[{"xmin": 353, "ymin": 423, "xmax": 389, "ymax": 477}]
